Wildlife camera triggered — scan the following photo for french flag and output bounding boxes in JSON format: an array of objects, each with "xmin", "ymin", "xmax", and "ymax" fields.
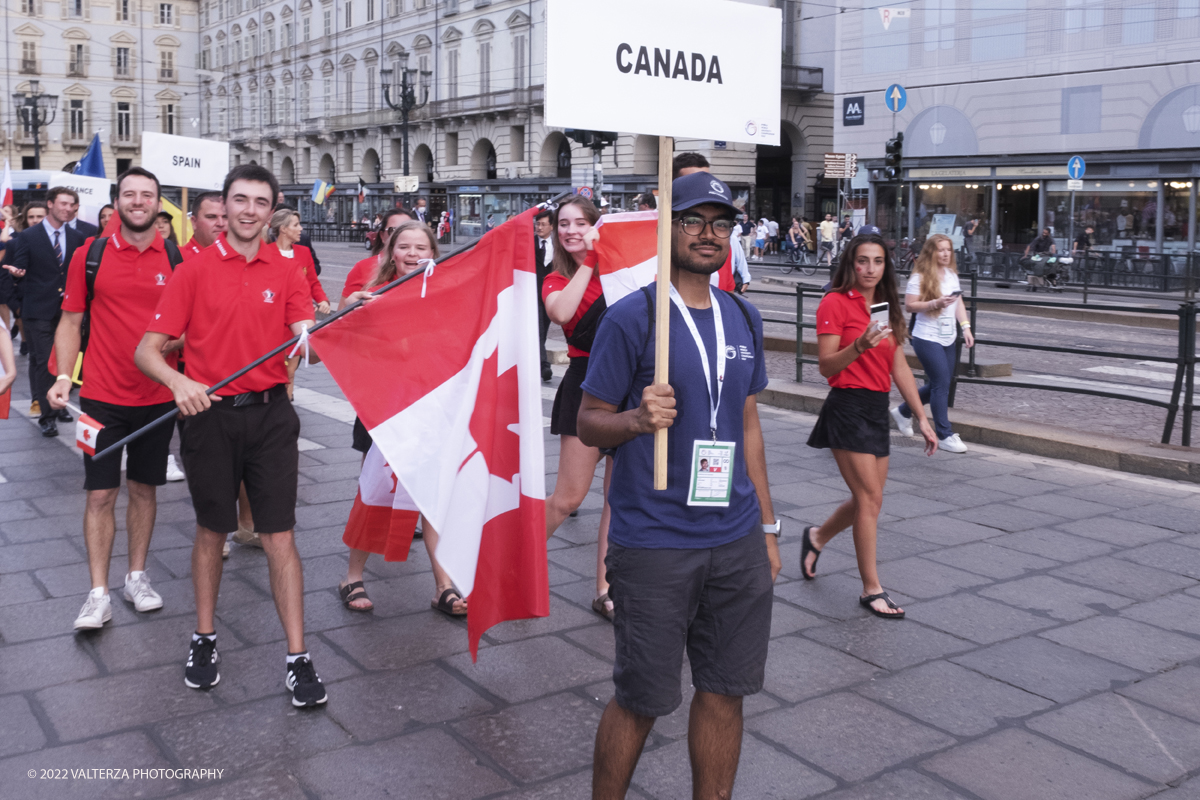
[
  {"xmin": 311, "ymin": 209, "xmax": 549, "ymax": 656},
  {"xmin": 593, "ymin": 210, "xmax": 734, "ymax": 305}
]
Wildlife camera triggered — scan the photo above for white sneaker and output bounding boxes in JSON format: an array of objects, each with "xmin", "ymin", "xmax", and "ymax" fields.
[
  {"xmin": 939, "ymin": 433, "xmax": 969, "ymax": 453},
  {"xmin": 222, "ymin": 536, "xmax": 231, "ymax": 559},
  {"xmin": 890, "ymin": 406, "xmax": 914, "ymax": 437},
  {"xmin": 73, "ymin": 591, "xmax": 112, "ymax": 630},
  {"xmin": 231, "ymin": 526, "xmax": 262, "ymax": 548},
  {"xmin": 166, "ymin": 455, "xmax": 185, "ymax": 482},
  {"xmin": 123, "ymin": 572, "xmax": 164, "ymax": 612}
]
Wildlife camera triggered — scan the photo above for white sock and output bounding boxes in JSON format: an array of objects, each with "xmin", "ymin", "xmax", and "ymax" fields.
[
  {"xmin": 89, "ymin": 586, "xmax": 107, "ymax": 599},
  {"xmin": 193, "ymin": 631, "xmax": 215, "ymax": 642},
  {"xmin": 286, "ymin": 651, "xmax": 309, "ymax": 665}
]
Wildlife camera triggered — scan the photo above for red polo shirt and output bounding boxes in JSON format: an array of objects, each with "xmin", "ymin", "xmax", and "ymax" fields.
[
  {"xmin": 271, "ymin": 242, "xmax": 328, "ymax": 303},
  {"xmin": 541, "ymin": 251, "xmax": 602, "ymax": 358},
  {"xmin": 181, "ymin": 239, "xmax": 205, "ymax": 260},
  {"xmin": 343, "ymin": 255, "xmax": 379, "ymax": 297},
  {"xmin": 815, "ymin": 288, "xmax": 897, "ymax": 393},
  {"xmin": 62, "ymin": 231, "xmax": 177, "ymax": 406},
  {"xmin": 148, "ymin": 234, "xmax": 312, "ymax": 396}
]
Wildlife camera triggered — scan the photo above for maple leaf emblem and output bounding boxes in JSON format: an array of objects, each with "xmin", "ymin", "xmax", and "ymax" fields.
[
  {"xmin": 461, "ymin": 349, "xmax": 521, "ymax": 481},
  {"xmin": 83, "ymin": 429, "xmax": 91, "ymax": 441}
]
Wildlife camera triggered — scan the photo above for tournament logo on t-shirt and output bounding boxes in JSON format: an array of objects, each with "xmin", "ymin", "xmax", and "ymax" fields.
[
  {"xmin": 262, "ymin": 288, "xmax": 276, "ymax": 304},
  {"xmin": 154, "ymin": 272, "xmax": 167, "ymax": 286}
]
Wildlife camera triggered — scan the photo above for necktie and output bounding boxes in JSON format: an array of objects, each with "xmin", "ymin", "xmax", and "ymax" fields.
[{"xmin": 53, "ymin": 229, "xmax": 63, "ymax": 266}]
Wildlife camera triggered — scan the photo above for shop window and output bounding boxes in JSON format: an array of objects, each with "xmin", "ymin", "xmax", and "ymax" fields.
[
  {"xmin": 912, "ymin": 183, "xmax": 992, "ymax": 252},
  {"xmin": 1045, "ymin": 180, "xmax": 1160, "ymax": 248},
  {"xmin": 1061, "ymin": 86, "xmax": 1101, "ymax": 134}
]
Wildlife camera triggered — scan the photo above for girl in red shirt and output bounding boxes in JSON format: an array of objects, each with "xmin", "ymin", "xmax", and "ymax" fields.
[
  {"xmin": 542, "ymin": 195, "xmax": 616, "ymax": 621},
  {"xmin": 340, "ymin": 208, "xmax": 414, "ymax": 313},
  {"xmin": 802, "ymin": 234, "xmax": 936, "ymax": 620}
]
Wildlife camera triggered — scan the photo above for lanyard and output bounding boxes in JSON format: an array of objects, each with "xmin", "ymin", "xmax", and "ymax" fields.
[{"xmin": 669, "ymin": 283, "xmax": 725, "ymax": 441}]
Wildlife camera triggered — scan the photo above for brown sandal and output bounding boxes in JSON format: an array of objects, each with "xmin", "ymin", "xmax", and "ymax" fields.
[
  {"xmin": 338, "ymin": 580, "xmax": 373, "ymax": 612},
  {"xmin": 432, "ymin": 587, "xmax": 467, "ymax": 617},
  {"xmin": 592, "ymin": 593, "xmax": 615, "ymax": 622}
]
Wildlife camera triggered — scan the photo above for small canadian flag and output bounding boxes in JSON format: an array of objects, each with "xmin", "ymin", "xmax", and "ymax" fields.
[{"xmin": 76, "ymin": 414, "xmax": 104, "ymax": 456}]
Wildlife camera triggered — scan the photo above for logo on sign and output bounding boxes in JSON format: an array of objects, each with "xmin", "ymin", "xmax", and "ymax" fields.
[
  {"xmin": 262, "ymin": 289, "xmax": 276, "ymax": 303},
  {"xmin": 843, "ymin": 96, "xmax": 865, "ymax": 127},
  {"xmin": 745, "ymin": 121, "xmax": 758, "ymax": 137},
  {"xmin": 154, "ymin": 273, "xmax": 167, "ymax": 286}
]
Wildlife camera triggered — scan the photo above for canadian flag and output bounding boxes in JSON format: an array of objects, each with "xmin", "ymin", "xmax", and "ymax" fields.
[
  {"xmin": 593, "ymin": 210, "xmax": 734, "ymax": 305},
  {"xmin": 342, "ymin": 443, "xmax": 421, "ymax": 562},
  {"xmin": 311, "ymin": 208, "xmax": 549, "ymax": 657},
  {"xmin": 0, "ymin": 160, "xmax": 12, "ymax": 208},
  {"xmin": 76, "ymin": 414, "xmax": 104, "ymax": 456}
]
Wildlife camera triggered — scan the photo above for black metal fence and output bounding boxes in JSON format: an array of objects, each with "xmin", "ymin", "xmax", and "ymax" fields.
[
  {"xmin": 967, "ymin": 249, "xmax": 1200, "ymax": 297},
  {"xmin": 301, "ymin": 222, "xmax": 373, "ymax": 244},
  {"xmin": 778, "ymin": 277, "xmax": 1200, "ymax": 447}
]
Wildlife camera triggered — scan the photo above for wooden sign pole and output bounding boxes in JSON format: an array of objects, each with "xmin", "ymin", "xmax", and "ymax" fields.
[
  {"xmin": 180, "ymin": 187, "xmax": 188, "ymax": 242},
  {"xmin": 653, "ymin": 136, "xmax": 673, "ymax": 491}
]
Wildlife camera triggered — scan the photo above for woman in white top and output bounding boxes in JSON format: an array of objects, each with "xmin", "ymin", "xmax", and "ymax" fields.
[{"xmin": 890, "ymin": 234, "xmax": 975, "ymax": 452}]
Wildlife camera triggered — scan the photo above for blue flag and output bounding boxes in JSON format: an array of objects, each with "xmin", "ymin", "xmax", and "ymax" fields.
[{"xmin": 74, "ymin": 134, "xmax": 106, "ymax": 178}]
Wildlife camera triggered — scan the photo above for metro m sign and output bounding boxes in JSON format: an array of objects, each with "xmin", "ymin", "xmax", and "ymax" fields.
[{"xmin": 545, "ymin": 0, "xmax": 782, "ymax": 146}]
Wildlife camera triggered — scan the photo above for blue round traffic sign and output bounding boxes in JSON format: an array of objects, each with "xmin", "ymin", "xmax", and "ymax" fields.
[
  {"xmin": 1067, "ymin": 156, "xmax": 1086, "ymax": 180},
  {"xmin": 885, "ymin": 84, "xmax": 907, "ymax": 113}
]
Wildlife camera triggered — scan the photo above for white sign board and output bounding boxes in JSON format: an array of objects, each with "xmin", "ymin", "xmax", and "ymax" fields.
[
  {"xmin": 46, "ymin": 172, "xmax": 111, "ymax": 226},
  {"xmin": 140, "ymin": 132, "xmax": 230, "ymax": 190},
  {"xmin": 1067, "ymin": 179, "xmax": 1084, "ymax": 191},
  {"xmin": 393, "ymin": 175, "xmax": 420, "ymax": 194},
  {"xmin": 545, "ymin": 0, "xmax": 781, "ymax": 146},
  {"xmin": 824, "ymin": 153, "xmax": 858, "ymax": 179},
  {"xmin": 879, "ymin": 7, "xmax": 911, "ymax": 29}
]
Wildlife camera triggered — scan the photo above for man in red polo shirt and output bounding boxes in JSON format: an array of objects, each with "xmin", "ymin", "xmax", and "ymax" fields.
[
  {"xmin": 135, "ymin": 164, "xmax": 327, "ymax": 708},
  {"xmin": 48, "ymin": 167, "xmax": 181, "ymax": 631},
  {"xmin": 182, "ymin": 192, "xmax": 226, "ymax": 259}
]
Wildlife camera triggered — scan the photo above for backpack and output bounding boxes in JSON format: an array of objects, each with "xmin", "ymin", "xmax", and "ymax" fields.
[{"xmin": 80, "ymin": 236, "xmax": 183, "ymax": 353}]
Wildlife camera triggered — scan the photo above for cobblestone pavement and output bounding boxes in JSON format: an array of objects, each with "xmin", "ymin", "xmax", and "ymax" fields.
[{"xmin": 2, "ymin": 341, "xmax": 1200, "ymax": 800}]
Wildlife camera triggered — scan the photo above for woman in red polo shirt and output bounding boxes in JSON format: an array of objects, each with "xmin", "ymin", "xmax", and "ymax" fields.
[
  {"xmin": 268, "ymin": 209, "xmax": 329, "ymax": 314},
  {"xmin": 339, "ymin": 207, "xmax": 414, "ymax": 312},
  {"xmin": 801, "ymin": 233, "xmax": 936, "ymax": 620},
  {"xmin": 542, "ymin": 195, "xmax": 616, "ymax": 621}
]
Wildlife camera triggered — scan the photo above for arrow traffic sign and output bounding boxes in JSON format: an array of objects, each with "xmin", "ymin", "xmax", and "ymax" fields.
[
  {"xmin": 885, "ymin": 84, "xmax": 907, "ymax": 113},
  {"xmin": 1067, "ymin": 155, "xmax": 1086, "ymax": 180},
  {"xmin": 823, "ymin": 153, "xmax": 858, "ymax": 179}
]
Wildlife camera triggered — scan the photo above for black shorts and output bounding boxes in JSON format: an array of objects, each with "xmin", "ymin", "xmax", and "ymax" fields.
[
  {"xmin": 352, "ymin": 416, "xmax": 372, "ymax": 453},
  {"xmin": 80, "ymin": 398, "xmax": 177, "ymax": 491},
  {"xmin": 808, "ymin": 387, "xmax": 890, "ymax": 457},
  {"xmin": 605, "ymin": 529, "xmax": 774, "ymax": 718},
  {"xmin": 550, "ymin": 356, "xmax": 588, "ymax": 437},
  {"xmin": 180, "ymin": 387, "xmax": 300, "ymax": 534}
]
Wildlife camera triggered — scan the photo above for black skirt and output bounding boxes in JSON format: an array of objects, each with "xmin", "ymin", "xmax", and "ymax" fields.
[
  {"xmin": 352, "ymin": 416, "xmax": 372, "ymax": 453},
  {"xmin": 807, "ymin": 387, "xmax": 891, "ymax": 457},
  {"xmin": 550, "ymin": 356, "xmax": 589, "ymax": 437}
]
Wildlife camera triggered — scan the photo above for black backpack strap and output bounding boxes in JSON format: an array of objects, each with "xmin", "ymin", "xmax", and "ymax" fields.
[
  {"xmin": 723, "ymin": 290, "xmax": 756, "ymax": 338},
  {"xmin": 641, "ymin": 285, "xmax": 655, "ymax": 351},
  {"xmin": 164, "ymin": 240, "xmax": 183, "ymax": 270},
  {"xmin": 84, "ymin": 237, "xmax": 109, "ymax": 310}
]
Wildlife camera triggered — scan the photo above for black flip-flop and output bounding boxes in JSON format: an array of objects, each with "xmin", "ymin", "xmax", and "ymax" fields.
[
  {"xmin": 859, "ymin": 591, "xmax": 905, "ymax": 619},
  {"xmin": 432, "ymin": 587, "xmax": 467, "ymax": 617},
  {"xmin": 338, "ymin": 580, "xmax": 373, "ymax": 612},
  {"xmin": 801, "ymin": 526, "xmax": 822, "ymax": 581}
]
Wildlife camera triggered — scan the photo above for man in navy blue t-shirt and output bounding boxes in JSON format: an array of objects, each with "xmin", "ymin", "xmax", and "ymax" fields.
[{"xmin": 579, "ymin": 171, "xmax": 781, "ymax": 800}]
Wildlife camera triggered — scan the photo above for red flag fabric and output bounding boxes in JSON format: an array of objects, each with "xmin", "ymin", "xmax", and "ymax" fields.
[
  {"xmin": 342, "ymin": 443, "xmax": 421, "ymax": 562},
  {"xmin": 311, "ymin": 209, "xmax": 549, "ymax": 657},
  {"xmin": 0, "ymin": 388, "xmax": 9, "ymax": 420},
  {"xmin": 0, "ymin": 160, "xmax": 12, "ymax": 208},
  {"xmin": 593, "ymin": 211, "xmax": 733, "ymax": 305}
]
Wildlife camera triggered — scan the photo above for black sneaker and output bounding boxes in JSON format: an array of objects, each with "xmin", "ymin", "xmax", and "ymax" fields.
[
  {"xmin": 285, "ymin": 657, "xmax": 327, "ymax": 708},
  {"xmin": 184, "ymin": 637, "xmax": 220, "ymax": 689}
]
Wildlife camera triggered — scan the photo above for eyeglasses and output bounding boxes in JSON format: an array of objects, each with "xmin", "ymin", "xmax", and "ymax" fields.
[
  {"xmin": 676, "ymin": 216, "xmax": 736, "ymax": 239},
  {"xmin": 383, "ymin": 225, "xmax": 400, "ymax": 235}
]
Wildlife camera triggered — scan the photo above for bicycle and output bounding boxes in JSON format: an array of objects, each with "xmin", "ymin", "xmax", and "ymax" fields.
[
  {"xmin": 780, "ymin": 244, "xmax": 818, "ymax": 276},
  {"xmin": 895, "ymin": 238, "xmax": 917, "ymax": 273}
]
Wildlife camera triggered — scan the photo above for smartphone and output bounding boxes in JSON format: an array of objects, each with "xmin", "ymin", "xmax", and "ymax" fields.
[
  {"xmin": 869, "ymin": 302, "xmax": 890, "ymax": 330},
  {"xmin": 948, "ymin": 290, "xmax": 963, "ymax": 297}
]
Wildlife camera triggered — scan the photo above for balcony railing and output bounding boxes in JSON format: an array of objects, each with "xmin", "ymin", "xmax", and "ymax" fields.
[
  {"xmin": 20, "ymin": 59, "xmax": 38, "ymax": 74},
  {"xmin": 427, "ymin": 86, "xmax": 543, "ymax": 118},
  {"xmin": 782, "ymin": 64, "xmax": 823, "ymax": 93}
]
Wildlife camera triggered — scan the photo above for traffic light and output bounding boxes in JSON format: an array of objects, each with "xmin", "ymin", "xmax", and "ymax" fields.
[
  {"xmin": 565, "ymin": 129, "xmax": 618, "ymax": 150},
  {"xmin": 883, "ymin": 133, "xmax": 903, "ymax": 181}
]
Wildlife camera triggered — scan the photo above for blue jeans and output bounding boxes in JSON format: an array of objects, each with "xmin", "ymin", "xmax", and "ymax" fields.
[{"xmin": 898, "ymin": 336, "xmax": 956, "ymax": 439}]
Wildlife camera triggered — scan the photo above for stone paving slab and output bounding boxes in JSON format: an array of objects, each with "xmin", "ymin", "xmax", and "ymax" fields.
[{"xmin": 1, "ymin": 357, "xmax": 1199, "ymax": 798}]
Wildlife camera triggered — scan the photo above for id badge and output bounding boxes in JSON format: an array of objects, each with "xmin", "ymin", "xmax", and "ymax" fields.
[
  {"xmin": 688, "ymin": 440, "xmax": 736, "ymax": 507},
  {"xmin": 939, "ymin": 317, "xmax": 955, "ymax": 338}
]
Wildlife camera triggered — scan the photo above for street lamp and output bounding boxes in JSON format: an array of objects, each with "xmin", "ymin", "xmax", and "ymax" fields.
[
  {"xmin": 13, "ymin": 80, "xmax": 58, "ymax": 169},
  {"xmin": 380, "ymin": 66, "xmax": 431, "ymax": 205}
]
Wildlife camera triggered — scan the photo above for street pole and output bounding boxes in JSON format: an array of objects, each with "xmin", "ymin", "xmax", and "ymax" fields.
[
  {"xmin": 14, "ymin": 81, "xmax": 57, "ymax": 170},
  {"xmin": 381, "ymin": 67, "xmax": 431, "ymax": 210}
]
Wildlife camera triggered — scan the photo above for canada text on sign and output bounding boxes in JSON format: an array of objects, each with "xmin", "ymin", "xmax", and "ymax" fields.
[{"xmin": 545, "ymin": 0, "xmax": 781, "ymax": 146}]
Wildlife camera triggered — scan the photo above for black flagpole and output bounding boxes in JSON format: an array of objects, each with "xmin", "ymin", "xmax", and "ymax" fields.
[{"xmin": 92, "ymin": 193, "xmax": 571, "ymax": 462}]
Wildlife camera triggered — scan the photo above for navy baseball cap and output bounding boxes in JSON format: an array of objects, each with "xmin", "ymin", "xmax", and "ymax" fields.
[
  {"xmin": 857, "ymin": 224, "xmax": 882, "ymax": 236},
  {"xmin": 671, "ymin": 172, "xmax": 738, "ymax": 214}
]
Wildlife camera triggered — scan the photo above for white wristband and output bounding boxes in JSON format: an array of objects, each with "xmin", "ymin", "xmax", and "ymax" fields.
[{"xmin": 56, "ymin": 374, "xmax": 71, "ymax": 383}]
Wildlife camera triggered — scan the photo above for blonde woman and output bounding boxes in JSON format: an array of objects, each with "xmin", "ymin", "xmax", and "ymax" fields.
[
  {"xmin": 336, "ymin": 222, "xmax": 470, "ymax": 617},
  {"xmin": 267, "ymin": 209, "xmax": 330, "ymax": 315},
  {"xmin": 890, "ymin": 234, "xmax": 975, "ymax": 453}
]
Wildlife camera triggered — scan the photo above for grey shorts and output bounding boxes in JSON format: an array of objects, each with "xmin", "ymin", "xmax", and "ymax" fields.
[{"xmin": 605, "ymin": 529, "xmax": 774, "ymax": 718}]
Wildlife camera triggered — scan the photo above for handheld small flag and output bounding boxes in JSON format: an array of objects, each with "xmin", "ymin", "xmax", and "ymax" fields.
[
  {"xmin": 357, "ymin": 178, "xmax": 368, "ymax": 204},
  {"xmin": 311, "ymin": 180, "xmax": 336, "ymax": 205},
  {"xmin": 76, "ymin": 413, "xmax": 104, "ymax": 456}
]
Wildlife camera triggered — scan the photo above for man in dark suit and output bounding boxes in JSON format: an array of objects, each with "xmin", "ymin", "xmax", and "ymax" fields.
[
  {"xmin": 9, "ymin": 186, "xmax": 86, "ymax": 435},
  {"xmin": 534, "ymin": 209, "xmax": 554, "ymax": 383},
  {"xmin": 65, "ymin": 190, "xmax": 100, "ymax": 239}
]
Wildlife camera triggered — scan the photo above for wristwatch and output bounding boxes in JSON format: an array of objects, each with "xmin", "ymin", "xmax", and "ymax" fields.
[{"xmin": 762, "ymin": 520, "xmax": 782, "ymax": 538}]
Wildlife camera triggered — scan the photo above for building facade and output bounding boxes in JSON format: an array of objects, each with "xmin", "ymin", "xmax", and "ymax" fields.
[
  {"xmin": 3, "ymin": 0, "xmax": 201, "ymax": 176},
  {"xmin": 835, "ymin": 0, "xmax": 1200, "ymax": 255},
  {"xmin": 197, "ymin": 0, "xmax": 835, "ymax": 235}
]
